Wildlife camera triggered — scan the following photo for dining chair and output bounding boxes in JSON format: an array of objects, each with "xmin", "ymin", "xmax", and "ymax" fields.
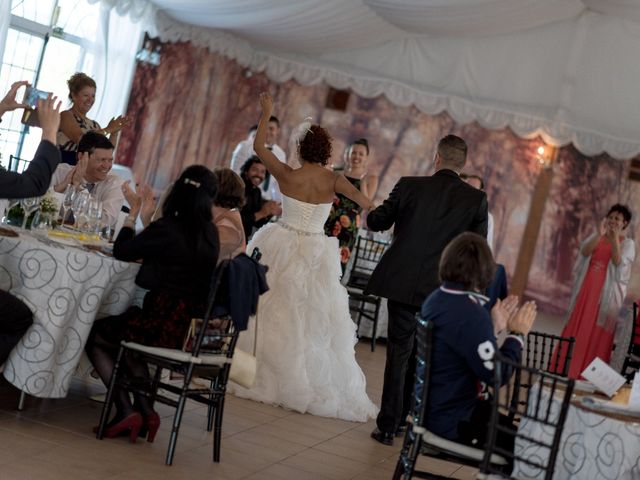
[
  {"xmin": 620, "ymin": 301, "xmax": 640, "ymax": 382},
  {"xmin": 507, "ymin": 331, "xmax": 575, "ymax": 422},
  {"xmin": 9, "ymin": 155, "xmax": 29, "ymax": 173},
  {"xmin": 345, "ymin": 236, "xmax": 389, "ymax": 351},
  {"xmin": 478, "ymin": 355, "xmax": 575, "ymax": 480},
  {"xmin": 392, "ymin": 315, "xmax": 511, "ymax": 480},
  {"xmin": 97, "ymin": 252, "xmax": 266, "ymax": 465}
]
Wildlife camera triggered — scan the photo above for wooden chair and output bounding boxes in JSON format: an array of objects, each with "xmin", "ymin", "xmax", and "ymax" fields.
[
  {"xmin": 508, "ymin": 331, "xmax": 575, "ymax": 422},
  {"xmin": 392, "ymin": 315, "xmax": 510, "ymax": 480},
  {"xmin": 620, "ymin": 301, "xmax": 640, "ymax": 382},
  {"xmin": 97, "ymin": 252, "xmax": 265, "ymax": 465},
  {"xmin": 9, "ymin": 155, "xmax": 29, "ymax": 172},
  {"xmin": 393, "ymin": 318, "xmax": 574, "ymax": 480},
  {"xmin": 478, "ymin": 355, "xmax": 575, "ymax": 480},
  {"xmin": 345, "ymin": 236, "xmax": 389, "ymax": 351}
]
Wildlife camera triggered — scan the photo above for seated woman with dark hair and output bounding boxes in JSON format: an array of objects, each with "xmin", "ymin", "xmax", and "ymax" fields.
[
  {"xmin": 421, "ymin": 232, "xmax": 536, "ymax": 452},
  {"xmin": 85, "ymin": 165, "xmax": 219, "ymax": 443}
]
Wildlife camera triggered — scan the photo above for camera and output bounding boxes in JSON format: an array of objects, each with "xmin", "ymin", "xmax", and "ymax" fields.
[{"xmin": 22, "ymin": 86, "xmax": 51, "ymax": 108}]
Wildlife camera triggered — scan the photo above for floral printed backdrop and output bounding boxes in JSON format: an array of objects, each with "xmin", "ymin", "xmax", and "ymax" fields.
[{"xmin": 116, "ymin": 37, "xmax": 640, "ymax": 316}]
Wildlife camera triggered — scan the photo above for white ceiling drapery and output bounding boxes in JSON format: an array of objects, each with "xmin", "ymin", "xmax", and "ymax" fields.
[{"xmin": 121, "ymin": 0, "xmax": 640, "ymax": 159}]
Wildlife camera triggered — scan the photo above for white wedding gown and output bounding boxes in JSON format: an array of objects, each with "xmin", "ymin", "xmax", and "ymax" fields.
[{"xmin": 231, "ymin": 195, "xmax": 378, "ymax": 422}]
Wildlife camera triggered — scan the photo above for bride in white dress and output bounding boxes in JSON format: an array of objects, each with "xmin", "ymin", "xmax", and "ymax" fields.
[{"xmin": 232, "ymin": 93, "xmax": 378, "ymax": 422}]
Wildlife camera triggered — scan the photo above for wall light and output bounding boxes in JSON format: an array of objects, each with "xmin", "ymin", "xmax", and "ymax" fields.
[{"xmin": 536, "ymin": 144, "xmax": 554, "ymax": 169}]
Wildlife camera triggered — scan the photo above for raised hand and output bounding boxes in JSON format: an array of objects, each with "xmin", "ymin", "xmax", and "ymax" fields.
[
  {"xmin": 0, "ymin": 80, "xmax": 30, "ymax": 116},
  {"xmin": 599, "ymin": 218, "xmax": 608, "ymax": 237},
  {"xmin": 37, "ymin": 94, "xmax": 62, "ymax": 143},
  {"xmin": 72, "ymin": 152, "xmax": 89, "ymax": 187},
  {"xmin": 507, "ymin": 300, "xmax": 537, "ymax": 336},
  {"xmin": 105, "ymin": 115, "xmax": 131, "ymax": 134},
  {"xmin": 121, "ymin": 180, "xmax": 142, "ymax": 216},
  {"xmin": 259, "ymin": 92, "xmax": 274, "ymax": 115},
  {"xmin": 491, "ymin": 295, "xmax": 519, "ymax": 334}
]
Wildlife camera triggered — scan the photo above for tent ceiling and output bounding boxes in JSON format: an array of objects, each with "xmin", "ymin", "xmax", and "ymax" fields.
[{"xmin": 144, "ymin": 0, "xmax": 640, "ymax": 159}]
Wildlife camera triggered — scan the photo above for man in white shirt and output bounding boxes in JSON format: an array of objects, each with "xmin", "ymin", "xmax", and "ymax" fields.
[
  {"xmin": 51, "ymin": 131, "xmax": 125, "ymax": 227},
  {"xmin": 229, "ymin": 116, "xmax": 286, "ymax": 201},
  {"xmin": 230, "ymin": 124, "xmax": 257, "ymax": 173}
]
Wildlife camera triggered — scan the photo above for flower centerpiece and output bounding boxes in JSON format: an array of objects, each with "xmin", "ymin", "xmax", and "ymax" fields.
[{"xmin": 34, "ymin": 192, "xmax": 60, "ymax": 229}]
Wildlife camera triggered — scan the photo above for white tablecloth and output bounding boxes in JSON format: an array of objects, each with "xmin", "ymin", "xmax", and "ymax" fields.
[
  {"xmin": 513, "ymin": 386, "xmax": 640, "ymax": 480},
  {"xmin": 0, "ymin": 231, "xmax": 141, "ymax": 398}
]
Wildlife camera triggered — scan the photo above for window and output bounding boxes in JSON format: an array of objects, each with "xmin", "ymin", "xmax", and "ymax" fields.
[{"xmin": 0, "ymin": 0, "xmax": 100, "ymax": 170}]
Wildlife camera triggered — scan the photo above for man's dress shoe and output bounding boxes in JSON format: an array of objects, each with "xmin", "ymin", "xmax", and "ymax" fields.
[{"xmin": 371, "ymin": 428, "xmax": 394, "ymax": 446}]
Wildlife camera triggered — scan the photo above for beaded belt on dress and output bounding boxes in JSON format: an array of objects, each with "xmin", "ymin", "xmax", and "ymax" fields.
[{"xmin": 277, "ymin": 221, "xmax": 324, "ymax": 236}]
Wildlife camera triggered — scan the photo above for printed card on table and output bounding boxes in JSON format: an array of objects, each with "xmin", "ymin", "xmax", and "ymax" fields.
[{"xmin": 581, "ymin": 357, "xmax": 626, "ymax": 397}]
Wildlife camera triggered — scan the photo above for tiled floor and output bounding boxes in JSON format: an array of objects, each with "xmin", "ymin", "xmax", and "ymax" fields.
[{"xmin": 0, "ymin": 341, "xmax": 477, "ymax": 480}]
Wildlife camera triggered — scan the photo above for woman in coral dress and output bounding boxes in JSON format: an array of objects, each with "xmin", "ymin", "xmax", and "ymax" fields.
[{"xmin": 556, "ymin": 204, "xmax": 635, "ymax": 379}]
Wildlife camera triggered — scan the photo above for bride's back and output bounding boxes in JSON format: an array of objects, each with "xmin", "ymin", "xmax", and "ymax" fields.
[
  {"xmin": 275, "ymin": 124, "xmax": 337, "ymax": 205},
  {"xmin": 279, "ymin": 164, "xmax": 336, "ymax": 205}
]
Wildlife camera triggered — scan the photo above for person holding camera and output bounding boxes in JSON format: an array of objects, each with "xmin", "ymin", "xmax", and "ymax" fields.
[
  {"xmin": 57, "ymin": 72, "xmax": 129, "ymax": 165},
  {"xmin": 0, "ymin": 80, "xmax": 61, "ymax": 367}
]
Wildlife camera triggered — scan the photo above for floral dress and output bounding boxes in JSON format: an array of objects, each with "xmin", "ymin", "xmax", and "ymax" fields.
[{"xmin": 324, "ymin": 176, "xmax": 362, "ymax": 272}]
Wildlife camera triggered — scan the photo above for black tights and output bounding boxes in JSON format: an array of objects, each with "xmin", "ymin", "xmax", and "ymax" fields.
[{"xmin": 85, "ymin": 329, "xmax": 154, "ymax": 420}]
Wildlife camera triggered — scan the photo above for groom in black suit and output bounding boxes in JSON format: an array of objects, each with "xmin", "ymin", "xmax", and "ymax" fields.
[{"xmin": 366, "ymin": 134, "xmax": 488, "ymax": 445}]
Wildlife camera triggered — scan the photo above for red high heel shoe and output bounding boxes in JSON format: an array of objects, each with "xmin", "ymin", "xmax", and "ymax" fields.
[
  {"xmin": 104, "ymin": 412, "xmax": 143, "ymax": 443},
  {"xmin": 144, "ymin": 411, "xmax": 161, "ymax": 443}
]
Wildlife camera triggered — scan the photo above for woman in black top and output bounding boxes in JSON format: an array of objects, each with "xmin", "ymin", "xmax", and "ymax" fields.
[{"xmin": 86, "ymin": 165, "xmax": 219, "ymax": 443}]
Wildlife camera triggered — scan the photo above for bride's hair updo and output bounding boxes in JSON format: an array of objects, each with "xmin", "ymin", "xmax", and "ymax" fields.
[{"xmin": 299, "ymin": 125, "xmax": 332, "ymax": 166}]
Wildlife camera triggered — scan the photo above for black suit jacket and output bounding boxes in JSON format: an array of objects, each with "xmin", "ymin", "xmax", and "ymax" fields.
[
  {"xmin": 364, "ymin": 169, "xmax": 488, "ymax": 307},
  {"xmin": 0, "ymin": 140, "xmax": 60, "ymax": 198}
]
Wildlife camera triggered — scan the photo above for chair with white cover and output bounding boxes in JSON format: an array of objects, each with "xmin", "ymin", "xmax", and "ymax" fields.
[
  {"xmin": 96, "ymin": 252, "xmax": 266, "ymax": 465},
  {"xmin": 392, "ymin": 316, "xmax": 574, "ymax": 480}
]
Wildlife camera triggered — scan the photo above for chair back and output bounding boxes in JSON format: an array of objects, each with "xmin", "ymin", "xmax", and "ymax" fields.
[
  {"xmin": 525, "ymin": 331, "xmax": 575, "ymax": 376},
  {"xmin": 480, "ymin": 355, "xmax": 575, "ymax": 480},
  {"xmin": 411, "ymin": 313, "xmax": 434, "ymax": 427},
  {"xmin": 346, "ymin": 236, "xmax": 389, "ymax": 289},
  {"xmin": 9, "ymin": 155, "xmax": 29, "ymax": 173},
  {"xmin": 189, "ymin": 259, "xmax": 236, "ymax": 358},
  {"xmin": 190, "ymin": 248, "xmax": 264, "ymax": 358},
  {"xmin": 507, "ymin": 331, "xmax": 574, "ymax": 423},
  {"xmin": 621, "ymin": 301, "xmax": 640, "ymax": 381}
]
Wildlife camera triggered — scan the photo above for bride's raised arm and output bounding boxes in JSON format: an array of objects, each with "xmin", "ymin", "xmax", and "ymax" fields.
[
  {"xmin": 335, "ymin": 174, "xmax": 376, "ymax": 211},
  {"xmin": 254, "ymin": 92, "xmax": 293, "ymax": 182}
]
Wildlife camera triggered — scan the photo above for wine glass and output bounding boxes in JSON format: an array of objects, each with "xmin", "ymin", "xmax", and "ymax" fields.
[
  {"xmin": 61, "ymin": 185, "xmax": 78, "ymax": 226},
  {"xmin": 1, "ymin": 199, "xmax": 20, "ymax": 225},
  {"xmin": 20, "ymin": 197, "xmax": 40, "ymax": 229}
]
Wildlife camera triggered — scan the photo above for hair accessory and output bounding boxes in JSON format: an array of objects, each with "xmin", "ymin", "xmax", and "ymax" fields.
[
  {"xmin": 292, "ymin": 116, "xmax": 313, "ymax": 146},
  {"xmin": 183, "ymin": 178, "xmax": 201, "ymax": 188}
]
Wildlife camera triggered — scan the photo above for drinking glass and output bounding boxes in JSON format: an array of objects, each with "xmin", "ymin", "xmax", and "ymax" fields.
[
  {"xmin": 87, "ymin": 199, "xmax": 103, "ymax": 235},
  {"xmin": 20, "ymin": 197, "xmax": 40, "ymax": 229},
  {"xmin": 73, "ymin": 191, "xmax": 91, "ymax": 232},
  {"xmin": 1, "ymin": 199, "xmax": 20, "ymax": 225},
  {"xmin": 32, "ymin": 210, "xmax": 54, "ymax": 236},
  {"xmin": 61, "ymin": 185, "xmax": 78, "ymax": 225}
]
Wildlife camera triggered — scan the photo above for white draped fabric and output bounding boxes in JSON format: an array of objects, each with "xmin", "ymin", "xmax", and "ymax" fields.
[
  {"xmin": 141, "ymin": 0, "xmax": 640, "ymax": 160},
  {"xmin": 87, "ymin": 1, "xmax": 153, "ymax": 133}
]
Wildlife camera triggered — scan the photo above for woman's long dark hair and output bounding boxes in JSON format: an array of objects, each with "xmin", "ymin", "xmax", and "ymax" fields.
[{"xmin": 162, "ymin": 165, "xmax": 218, "ymax": 254}]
